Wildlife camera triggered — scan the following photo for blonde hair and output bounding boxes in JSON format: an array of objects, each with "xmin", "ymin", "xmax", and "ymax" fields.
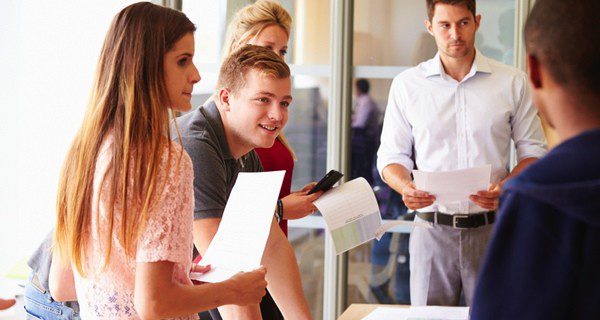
[
  {"xmin": 54, "ymin": 2, "xmax": 195, "ymax": 275},
  {"xmin": 222, "ymin": 0, "xmax": 296, "ymax": 159},
  {"xmin": 222, "ymin": 0, "xmax": 292, "ymax": 58}
]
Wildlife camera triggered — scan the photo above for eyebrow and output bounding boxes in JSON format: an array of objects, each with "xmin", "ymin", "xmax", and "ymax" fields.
[
  {"xmin": 260, "ymin": 41, "xmax": 288, "ymax": 48},
  {"xmin": 437, "ymin": 17, "xmax": 471, "ymax": 24},
  {"xmin": 256, "ymin": 91, "xmax": 293, "ymax": 101}
]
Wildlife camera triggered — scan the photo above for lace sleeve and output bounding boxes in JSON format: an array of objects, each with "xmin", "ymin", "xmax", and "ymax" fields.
[{"xmin": 136, "ymin": 145, "xmax": 195, "ymax": 264}]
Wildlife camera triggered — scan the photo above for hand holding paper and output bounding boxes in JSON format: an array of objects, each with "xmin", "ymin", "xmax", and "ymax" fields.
[
  {"xmin": 190, "ymin": 171, "xmax": 284, "ymax": 283},
  {"xmin": 313, "ymin": 178, "xmax": 431, "ymax": 255},
  {"xmin": 412, "ymin": 165, "xmax": 492, "ymax": 207}
]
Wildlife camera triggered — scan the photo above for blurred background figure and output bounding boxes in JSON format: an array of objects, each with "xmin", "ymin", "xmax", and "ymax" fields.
[{"xmin": 351, "ymin": 78, "xmax": 380, "ymax": 184}]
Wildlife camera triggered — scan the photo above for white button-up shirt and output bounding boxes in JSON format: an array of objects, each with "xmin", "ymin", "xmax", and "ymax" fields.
[{"xmin": 377, "ymin": 50, "xmax": 547, "ymax": 214}]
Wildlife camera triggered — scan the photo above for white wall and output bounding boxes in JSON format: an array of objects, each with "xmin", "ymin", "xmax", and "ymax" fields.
[{"xmin": 0, "ymin": 0, "xmax": 137, "ymax": 274}]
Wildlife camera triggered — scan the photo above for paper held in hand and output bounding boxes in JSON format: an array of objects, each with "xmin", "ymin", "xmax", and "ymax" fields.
[
  {"xmin": 313, "ymin": 178, "xmax": 431, "ymax": 255},
  {"xmin": 412, "ymin": 164, "xmax": 492, "ymax": 206},
  {"xmin": 189, "ymin": 171, "xmax": 285, "ymax": 283}
]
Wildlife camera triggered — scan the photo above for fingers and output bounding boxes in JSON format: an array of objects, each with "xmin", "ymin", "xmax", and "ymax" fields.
[
  {"xmin": 0, "ymin": 298, "xmax": 16, "ymax": 311},
  {"xmin": 254, "ymin": 265, "xmax": 267, "ymax": 275},
  {"xmin": 402, "ymin": 183, "xmax": 433, "ymax": 198},
  {"xmin": 301, "ymin": 182, "xmax": 318, "ymax": 192},
  {"xmin": 470, "ymin": 184, "xmax": 501, "ymax": 210},
  {"xmin": 306, "ymin": 190, "xmax": 323, "ymax": 202},
  {"xmin": 403, "ymin": 199, "xmax": 435, "ymax": 210},
  {"xmin": 469, "ymin": 195, "xmax": 498, "ymax": 210},
  {"xmin": 191, "ymin": 264, "xmax": 211, "ymax": 274}
]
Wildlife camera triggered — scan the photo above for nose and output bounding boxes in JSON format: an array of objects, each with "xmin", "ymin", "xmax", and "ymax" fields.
[
  {"xmin": 268, "ymin": 104, "xmax": 284, "ymax": 122},
  {"xmin": 450, "ymin": 25, "xmax": 460, "ymax": 40},
  {"xmin": 190, "ymin": 63, "xmax": 201, "ymax": 84}
]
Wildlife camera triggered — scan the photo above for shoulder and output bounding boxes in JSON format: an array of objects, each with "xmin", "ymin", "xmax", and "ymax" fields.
[
  {"xmin": 159, "ymin": 141, "xmax": 194, "ymax": 181},
  {"xmin": 393, "ymin": 64, "xmax": 425, "ymax": 84},
  {"xmin": 484, "ymin": 55, "xmax": 528, "ymax": 84}
]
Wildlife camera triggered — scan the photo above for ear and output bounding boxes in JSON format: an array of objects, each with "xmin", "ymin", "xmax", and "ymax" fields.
[
  {"xmin": 218, "ymin": 88, "xmax": 231, "ymax": 111},
  {"xmin": 475, "ymin": 14, "xmax": 482, "ymax": 31},
  {"xmin": 425, "ymin": 19, "xmax": 434, "ymax": 36},
  {"xmin": 527, "ymin": 54, "xmax": 543, "ymax": 89}
]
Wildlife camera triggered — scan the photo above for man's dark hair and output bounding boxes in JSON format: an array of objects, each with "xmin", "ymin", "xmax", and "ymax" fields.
[
  {"xmin": 356, "ymin": 79, "xmax": 370, "ymax": 94},
  {"xmin": 426, "ymin": 0, "xmax": 476, "ymax": 21},
  {"xmin": 524, "ymin": 0, "xmax": 599, "ymax": 96}
]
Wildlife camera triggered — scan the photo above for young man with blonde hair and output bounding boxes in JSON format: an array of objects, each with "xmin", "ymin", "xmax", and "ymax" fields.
[{"xmin": 173, "ymin": 45, "xmax": 313, "ymax": 320}]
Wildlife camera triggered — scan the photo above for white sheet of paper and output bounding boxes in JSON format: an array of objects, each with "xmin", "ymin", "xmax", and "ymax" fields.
[
  {"xmin": 314, "ymin": 178, "xmax": 430, "ymax": 255},
  {"xmin": 190, "ymin": 171, "xmax": 284, "ymax": 283},
  {"xmin": 362, "ymin": 307, "xmax": 409, "ymax": 320},
  {"xmin": 412, "ymin": 165, "xmax": 491, "ymax": 206},
  {"xmin": 375, "ymin": 219, "xmax": 432, "ymax": 240},
  {"xmin": 407, "ymin": 306, "xmax": 469, "ymax": 319}
]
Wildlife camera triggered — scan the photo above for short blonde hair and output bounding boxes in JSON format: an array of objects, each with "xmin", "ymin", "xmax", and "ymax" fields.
[
  {"xmin": 218, "ymin": 44, "xmax": 290, "ymax": 95},
  {"xmin": 222, "ymin": 0, "xmax": 292, "ymax": 58}
]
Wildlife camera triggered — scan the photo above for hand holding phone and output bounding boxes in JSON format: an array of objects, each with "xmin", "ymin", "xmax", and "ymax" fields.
[{"xmin": 308, "ymin": 170, "xmax": 344, "ymax": 195}]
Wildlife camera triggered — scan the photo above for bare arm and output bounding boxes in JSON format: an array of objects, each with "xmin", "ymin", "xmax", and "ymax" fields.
[
  {"xmin": 134, "ymin": 261, "xmax": 266, "ymax": 320},
  {"xmin": 48, "ymin": 251, "xmax": 77, "ymax": 302},
  {"xmin": 503, "ymin": 157, "xmax": 537, "ymax": 183},
  {"xmin": 470, "ymin": 157, "xmax": 539, "ymax": 210},
  {"xmin": 193, "ymin": 219, "xmax": 263, "ymax": 320},
  {"xmin": 262, "ymin": 218, "xmax": 311, "ymax": 319}
]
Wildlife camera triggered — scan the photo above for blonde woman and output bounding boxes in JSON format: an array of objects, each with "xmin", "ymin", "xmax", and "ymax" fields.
[{"xmin": 48, "ymin": 3, "xmax": 266, "ymax": 319}]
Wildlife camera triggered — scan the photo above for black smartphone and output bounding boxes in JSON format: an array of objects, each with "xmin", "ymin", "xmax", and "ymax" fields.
[{"xmin": 308, "ymin": 170, "xmax": 344, "ymax": 195}]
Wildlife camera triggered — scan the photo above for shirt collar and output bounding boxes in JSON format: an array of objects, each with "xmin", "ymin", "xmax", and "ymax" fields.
[
  {"xmin": 200, "ymin": 100, "xmax": 234, "ymax": 160},
  {"xmin": 424, "ymin": 48, "xmax": 492, "ymax": 79}
]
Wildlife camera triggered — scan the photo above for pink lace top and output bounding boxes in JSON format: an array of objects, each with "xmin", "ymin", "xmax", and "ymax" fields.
[{"xmin": 74, "ymin": 135, "xmax": 197, "ymax": 320}]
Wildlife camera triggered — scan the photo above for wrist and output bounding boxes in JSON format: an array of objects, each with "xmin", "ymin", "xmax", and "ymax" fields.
[{"xmin": 220, "ymin": 280, "xmax": 238, "ymax": 306}]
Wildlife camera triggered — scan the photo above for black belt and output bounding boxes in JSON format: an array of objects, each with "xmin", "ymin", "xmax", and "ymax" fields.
[{"xmin": 417, "ymin": 211, "xmax": 496, "ymax": 229}]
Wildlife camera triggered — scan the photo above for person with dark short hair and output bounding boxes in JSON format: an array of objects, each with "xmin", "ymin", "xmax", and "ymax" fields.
[
  {"xmin": 377, "ymin": 0, "xmax": 547, "ymax": 306},
  {"xmin": 471, "ymin": 0, "xmax": 600, "ymax": 318},
  {"xmin": 351, "ymin": 78, "xmax": 380, "ymax": 184}
]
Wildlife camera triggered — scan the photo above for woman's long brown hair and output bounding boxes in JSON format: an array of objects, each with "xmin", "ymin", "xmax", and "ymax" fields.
[{"xmin": 54, "ymin": 2, "xmax": 195, "ymax": 275}]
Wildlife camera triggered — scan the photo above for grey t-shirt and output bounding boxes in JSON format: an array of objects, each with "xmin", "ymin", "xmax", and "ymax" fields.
[{"xmin": 172, "ymin": 101, "xmax": 262, "ymax": 220}]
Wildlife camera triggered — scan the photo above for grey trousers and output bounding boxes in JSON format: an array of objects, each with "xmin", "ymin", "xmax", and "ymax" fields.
[{"xmin": 409, "ymin": 215, "xmax": 494, "ymax": 306}]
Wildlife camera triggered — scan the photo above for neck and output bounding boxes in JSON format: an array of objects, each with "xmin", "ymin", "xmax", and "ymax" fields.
[
  {"xmin": 217, "ymin": 105, "xmax": 254, "ymax": 160},
  {"xmin": 548, "ymin": 90, "xmax": 600, "ymax": 142},
  {"xmin": 439, "ymin": 48, "xmax": 476, "ymax": 82}
]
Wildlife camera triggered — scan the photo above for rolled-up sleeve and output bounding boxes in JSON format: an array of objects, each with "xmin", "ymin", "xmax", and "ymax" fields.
[
  {"xmin": 377, "ymin": 76, "xmax": 415, "ymax": 180},
  {"xmin": 511, "ymin": 73, "xmax": 548, "ymax": 161}
]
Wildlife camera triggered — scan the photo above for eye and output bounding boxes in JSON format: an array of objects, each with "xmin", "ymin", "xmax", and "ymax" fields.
[
  {"xmin": 280, "ymin": 49, "xmax": 288, "ymax": 57},
  {"xmin": 440, "ymin": 23, "xmax": 450, "ymax": 29},
  {"xmin": 257, "ymin": 97, "xmax": 270, "ymax": 104},
  {"xmin": 461, "ymin": 20, "xmax": 469, "ymax": 26},
  {"xmin": 280, "ymin": 101, "xmax": 290, "ymax": 108},
  {"xmin": 178, "ymin": 57, "xmax": 188, "ymax": 66}
]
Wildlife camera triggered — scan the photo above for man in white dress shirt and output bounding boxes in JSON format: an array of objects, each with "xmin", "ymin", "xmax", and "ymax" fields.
[{"xmin": 377, "ymin": 0, "xmax": 547, "ymax": 306}]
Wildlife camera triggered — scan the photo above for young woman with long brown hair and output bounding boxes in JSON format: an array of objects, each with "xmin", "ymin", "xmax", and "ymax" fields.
[{"xmin": 48, "ymin": 3, "xmax": 267, "ymax": 319}]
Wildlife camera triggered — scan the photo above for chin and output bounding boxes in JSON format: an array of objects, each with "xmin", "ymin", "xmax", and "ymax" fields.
[{"xmin": 257, "ymin": 138, "xmax": 277, "ymax": 149}]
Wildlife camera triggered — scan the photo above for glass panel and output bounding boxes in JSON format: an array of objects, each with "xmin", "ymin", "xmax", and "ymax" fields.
[
  {"xmin": 286, "ymin": 1, "xmax": 330, "ymax": 317},
  {"xmin": 348, "ymin": 0, "xmax": 517, "ymax": 308}
]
